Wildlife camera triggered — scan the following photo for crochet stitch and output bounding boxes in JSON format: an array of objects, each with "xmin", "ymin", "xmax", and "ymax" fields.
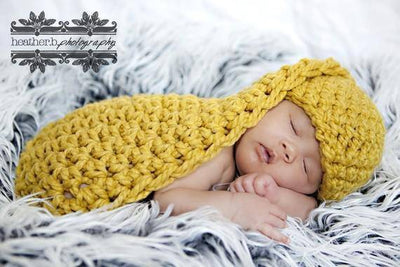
[{"xmin": 14, "ymin": 58, "xmax": 386, "ymax": 215}]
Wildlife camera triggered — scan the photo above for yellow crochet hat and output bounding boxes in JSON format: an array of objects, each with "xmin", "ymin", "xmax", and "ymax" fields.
[
  {"xmin": 272, "ymin": 58, "xmax": 386, "ymax": 201},
  {"xmin": 14, "ymin": 58, "xmax": 385, "ymax": 215}
]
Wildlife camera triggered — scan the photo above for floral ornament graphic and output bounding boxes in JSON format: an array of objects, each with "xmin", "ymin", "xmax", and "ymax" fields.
[
  {"xmin": 72, "ymin": 49, "xmax": 109, "ymax": 72},
  {"xmin": 71, "ymin": 11, "xmax": 109, "ymax": 36},
  {"xmin": 18, "ymin": 49, "xmax": 56, "ymax": 73},
  {"xmin": 17, "ymin": 11, "xmax": 56, "ymax": 36},
  {"xmin": 11, "ymin": 10, "xmax": 116, "ymax": 36}
]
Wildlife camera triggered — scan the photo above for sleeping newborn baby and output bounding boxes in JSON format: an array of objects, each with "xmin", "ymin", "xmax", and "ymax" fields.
[
  {"xmin": 154, "ymin": 100, "xmax": 322, "ymax": 244},
  {"xmin": 14, "ymin": 58, "xmax": 385, "ymax": 245}
]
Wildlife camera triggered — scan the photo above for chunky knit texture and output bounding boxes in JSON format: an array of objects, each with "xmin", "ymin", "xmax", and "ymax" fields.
[{"xmin": 14, "ymin": 58, "xmax": 385, "ymax": 215}]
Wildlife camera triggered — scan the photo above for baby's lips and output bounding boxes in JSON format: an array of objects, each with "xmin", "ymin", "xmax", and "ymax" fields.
[
  {"xmin": 257, "ymin": 143, "xmax": 269, "ymax": 164},
  {"xmin": 258, "ymin": 143, "xmax": 277, "ymax": 164}
]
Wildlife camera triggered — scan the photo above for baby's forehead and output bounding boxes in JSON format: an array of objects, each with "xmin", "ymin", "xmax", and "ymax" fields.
[
  {"xmin": 266, "ymin": 100, "xmax": 314, "ymax": 125},
  {"xmin": 278, "ymin": 100, "xmax": 307, "ymax": 115},
  {"xmin": 253, "ymin": 100, "xmax": 319, "ymax": 141}
]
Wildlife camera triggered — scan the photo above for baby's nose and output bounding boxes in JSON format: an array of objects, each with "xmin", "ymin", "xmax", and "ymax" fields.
[{"xmin": 280, "ymin": 140, "xmax": 297, "ymax": 163}]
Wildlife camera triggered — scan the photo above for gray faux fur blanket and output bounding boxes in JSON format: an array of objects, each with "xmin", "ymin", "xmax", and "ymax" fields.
[{"xmin": 0, "ymin": 1, "xmax": 399, "ymax": 266}]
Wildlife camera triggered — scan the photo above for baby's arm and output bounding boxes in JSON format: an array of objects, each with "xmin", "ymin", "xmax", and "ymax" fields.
[
  {"xmin": 229, "ymin": 173, "xmax": 317, "ymax": 221},
  {"xmin": 154, "ymin": 187, "xmax": 289, "ymax": 244},
  {"xmin": 153, "ymin": 147, "xmax": 290, "ymax": 244}
]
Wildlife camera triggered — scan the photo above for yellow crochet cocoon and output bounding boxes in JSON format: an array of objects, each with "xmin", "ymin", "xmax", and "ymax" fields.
[{"xmin": 14, "ymin": 58, "xmax": 386, "ymax": 215}]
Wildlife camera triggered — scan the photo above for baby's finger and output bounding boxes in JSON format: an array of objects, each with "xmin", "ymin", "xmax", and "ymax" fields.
[
  {"xmin": 253, "ymin": 175, "xmax": 272, "ymax": 196},
  {"xmin": 268, "ymin": 205, "xmax": 287, "ymax": 221},
  {"xmin": 258, "ymin": 223, "xmax": 290, "ymax": 245},
  {"xmin": 241, "ymin": 175, "xmax": 256, "ymax": 194},
  {"xmin": 230, "ymin": 180, "xmax": 245, "ymax": 193},
  {"xmin": 265, "ymin": 214, "xmax": 288, "ymax": 229},
  {"xmin": 228, "ymin": 184, "xmax": 236, "ymax": 192}
]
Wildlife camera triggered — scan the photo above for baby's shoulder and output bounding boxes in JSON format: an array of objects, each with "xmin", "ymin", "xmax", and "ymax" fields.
[
  {"xmin": 195, "ymin": 145, "xmax": 235, "ymax": 183},
  {"xmin": 216, "ymin": 146, "xmax": 236, "ymax": 184},
  {"xmin": 156, "ymin": 145, "xmax": 235, "ymax": 194}
]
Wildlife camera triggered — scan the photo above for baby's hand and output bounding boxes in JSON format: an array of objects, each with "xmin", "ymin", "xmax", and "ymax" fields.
[
  {"xmin": 230, "ymin": 173, "xmax": 280, "ymax": 204},
  {"xmin": 231, "ymin": 192, "xmax": 289, "ymax": 244}
]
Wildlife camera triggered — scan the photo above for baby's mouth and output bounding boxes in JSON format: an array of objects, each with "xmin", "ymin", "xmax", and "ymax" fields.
[{"xmin": 257, "ymin": 143, "xmax": 272, "ymax": 164}]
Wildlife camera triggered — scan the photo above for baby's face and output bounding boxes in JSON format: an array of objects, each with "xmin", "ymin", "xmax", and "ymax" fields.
[{"xmin": 234, "ymin": 100, "xmax": 323, "ymax": 195}]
